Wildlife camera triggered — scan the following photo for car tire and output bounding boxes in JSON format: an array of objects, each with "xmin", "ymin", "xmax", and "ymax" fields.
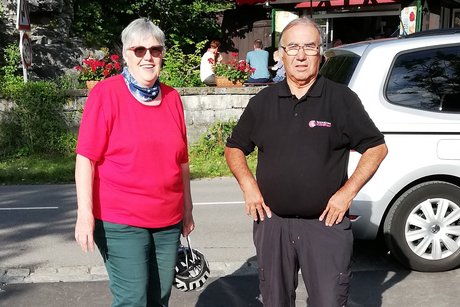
[{"xmin": 383, "ymin": 181, "xmax": 460, "ymax": 272}]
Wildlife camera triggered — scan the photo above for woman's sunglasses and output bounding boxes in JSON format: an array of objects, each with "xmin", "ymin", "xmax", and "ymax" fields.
[{"xmin": 128, "ymin": 46, "xmax": 164, "ymax": 58}]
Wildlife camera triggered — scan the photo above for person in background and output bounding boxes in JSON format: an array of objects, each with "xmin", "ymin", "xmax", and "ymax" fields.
[
  {"xmin": 74, "ymin": 17, "xmax": 194, "ymax": 307},
  {"xmin": 225, "ymin": 17, "xmax": 387, "ymax": 306},
  {"xmin": 200, "ymin": 39, "xmax": 221, "ymax": 86},
  {"xmin": 332, "ymin": 38, "xmax": 343, "ymax": 47},
  {"xmin": 245, "ymin": 39, "xmax": 271, "ymax": 83},
  {"xmin": 271, "ymin": 50, "xmax": 285, "ymax": 83}
]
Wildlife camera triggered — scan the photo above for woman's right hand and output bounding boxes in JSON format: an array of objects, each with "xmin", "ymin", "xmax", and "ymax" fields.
[{"xmin": 75, "ymin": 211, "xmax": 95, "ymax": 252}]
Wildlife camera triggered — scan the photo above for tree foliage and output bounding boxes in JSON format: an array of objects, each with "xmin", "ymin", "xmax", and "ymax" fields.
[{"xmin": 71, "ymin": 0, "xmax": 233, "ymax": 52}]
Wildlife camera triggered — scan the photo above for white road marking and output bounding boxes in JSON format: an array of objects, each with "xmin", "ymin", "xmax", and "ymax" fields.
[
  {"xmin": 0, "ymin": 206, "xmax": 59, "ymax": 210},
  {"xmin": 193, "ymin": 201, "xmax": 244, "ymax": 206}
]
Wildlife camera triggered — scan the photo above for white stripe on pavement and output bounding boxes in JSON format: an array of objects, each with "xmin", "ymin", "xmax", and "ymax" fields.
[
  {"xmin": 0, "ymin": 206, "xmax": 59, "ymax": 210},
  {"xmin": 193, "ymin": 201, "xmax": 244, "ymax": 206},
  {"xmin": 1, "ymin": 202, "xmax": 244, "ymax": 209}
]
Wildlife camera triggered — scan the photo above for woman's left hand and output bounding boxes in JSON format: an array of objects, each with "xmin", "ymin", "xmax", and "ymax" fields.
[{"xmin": 182, "ymin": 209, "xmax": 195, "ymax": 237}]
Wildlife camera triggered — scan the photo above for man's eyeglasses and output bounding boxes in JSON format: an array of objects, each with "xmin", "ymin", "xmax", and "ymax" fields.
[
  {"xmin": 128, "ymin": 46, "xmax": 164, "ymax": 58},
  {"xmin": 280, "ymin": 44, "xmax": 320, "ymax": 56}
]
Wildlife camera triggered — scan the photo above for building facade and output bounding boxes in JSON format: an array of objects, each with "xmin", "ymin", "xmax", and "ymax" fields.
[{"xmin": 226, "ymin": 0, "xmax": 460, "ymax": 58}]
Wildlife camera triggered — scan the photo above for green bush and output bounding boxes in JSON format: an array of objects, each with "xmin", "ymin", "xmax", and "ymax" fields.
[
  {"xmin": 0, "ymin": 81, "xmax": 76, "ymax": 156},
  {"xmin": 0, "ymin": 43, "xmax": 23, "ymax": 94},
  {"xmin": 161, "ymin": 40, "xmax": 207, "ymax": 88},
  {"xmin": 58, "ymin": 69, "xmax": 84, "ymax": 90},
  {"xmin": 192, "ymin": 120, "xmax": 237, "ymax": 157},
  {"xmin": 189, "ymin": 120, "xmax": 257, "ymax": 178}
]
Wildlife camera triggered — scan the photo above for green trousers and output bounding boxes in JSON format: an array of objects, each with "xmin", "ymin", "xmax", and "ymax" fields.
[{"xmin": 94, "ymin": 219, "xmax": 181, "ymax": 307}]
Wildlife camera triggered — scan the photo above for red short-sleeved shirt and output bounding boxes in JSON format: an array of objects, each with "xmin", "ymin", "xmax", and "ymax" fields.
[{"xmin": 76, "ymin": 75, "xmax": 188, "ymax": 228}]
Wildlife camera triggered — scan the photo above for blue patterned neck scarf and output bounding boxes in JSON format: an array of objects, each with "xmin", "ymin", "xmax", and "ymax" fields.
[{"xmin": 122, "ymin": 67, "xmax": 161, "ymax": 102}]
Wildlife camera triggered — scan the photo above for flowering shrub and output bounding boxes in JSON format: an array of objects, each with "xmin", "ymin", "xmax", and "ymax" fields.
[
  {"xmin": 74, "ymin": 49, "xmax": 122, "ymax": 81},
  {"xmin": 210, "ymin": 52, "xmax": 254, "ymax": 83}
]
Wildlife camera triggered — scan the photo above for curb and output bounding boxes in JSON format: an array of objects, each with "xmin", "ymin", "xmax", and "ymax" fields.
[
  {"xmin": 0, "ymin": 258, "xmax": 398, "ymax": 284},
  {"xmin": 0, "ymin": 261, "xmax": 259, "ymax": 284}
]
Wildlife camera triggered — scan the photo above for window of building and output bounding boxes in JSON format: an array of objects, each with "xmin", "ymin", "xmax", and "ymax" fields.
[{"xmin": 386, "ymin": 45, "xmax": 460, "ymax": 113}]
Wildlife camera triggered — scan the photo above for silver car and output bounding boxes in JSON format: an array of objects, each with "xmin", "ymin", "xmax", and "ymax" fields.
[{"xmin": 320, "ymin": 29, "xmax": 460, "ymax": 272}]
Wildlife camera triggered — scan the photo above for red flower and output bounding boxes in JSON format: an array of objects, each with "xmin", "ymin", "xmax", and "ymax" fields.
[
  {"xmin": 212, "ymin": 53, "xmax": 254, "ymax": 83},
  {"xmin": 75, "ymin": 51, "xmax": 122, "ymax": 81}
]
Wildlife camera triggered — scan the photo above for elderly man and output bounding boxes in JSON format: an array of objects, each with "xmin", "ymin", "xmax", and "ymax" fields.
[{"xmin": 225, "ymin": 18, "xmax": 388, "ymax": 307}]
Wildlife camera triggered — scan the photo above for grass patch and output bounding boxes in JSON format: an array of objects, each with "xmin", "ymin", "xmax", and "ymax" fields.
[
  {"xmin": 0, "ymin": 152, "xmax": 257, "ymax": 185},
  {"xmin": 0, "ymin": 154, "xmax": 76, "ymax": 185},
  {"xmin": 0, "ymin": 153, "xmax": 257, "ymax": 185},
  {"xmin": 0, "ymin": 120, "xmax": 258, "ymax": 185},
  {"xmin": 189, "ymin": 150, "xmax": 257, "ymax": 179}
]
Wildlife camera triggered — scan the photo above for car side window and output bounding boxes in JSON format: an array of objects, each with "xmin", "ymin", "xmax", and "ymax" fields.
[
  {"xmin": 320, "ymin": 54, "xmax": 360, "ymax": 85},
  {"xmin": 386, "ymin": 45, "xmax": 460, "ymax": 113}
]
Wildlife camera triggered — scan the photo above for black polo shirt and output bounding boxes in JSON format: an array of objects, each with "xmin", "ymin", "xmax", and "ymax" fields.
[{"xmin": 226, "ymin": 76, "xmax": 385, "ymax": 218}]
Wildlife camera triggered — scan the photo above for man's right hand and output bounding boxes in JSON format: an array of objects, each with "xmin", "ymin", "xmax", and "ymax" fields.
[
  {"xmin": 242, "ymin": 182, "xmax": 272, "ymax": 221},
  {"xmin": 224, "ymin": 146, "xmax": 272, "ymax": 221}
]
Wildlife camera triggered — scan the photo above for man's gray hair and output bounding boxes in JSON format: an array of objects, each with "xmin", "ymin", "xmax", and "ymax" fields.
[
  {"xmin": 278, "ymin": 17, "xmax": 324, "ymax": 52},
  {"xmin": 121, "ymin": 18, "xmax": 165, "ymax": 53}
]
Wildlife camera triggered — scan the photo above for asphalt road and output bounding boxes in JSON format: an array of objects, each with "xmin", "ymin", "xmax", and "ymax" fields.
[
  {"xmin": 1, "ymin": 178, "xmax": 460, "ymax": 306},
  {"xmin": 2, "ymin": 254, "xmax": 460, "ymax": 306}
]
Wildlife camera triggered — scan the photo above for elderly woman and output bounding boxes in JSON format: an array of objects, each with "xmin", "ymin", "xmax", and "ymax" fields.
[{"xmin": 74, "ymin": 18, "xmax": 194, "ymax": 306}]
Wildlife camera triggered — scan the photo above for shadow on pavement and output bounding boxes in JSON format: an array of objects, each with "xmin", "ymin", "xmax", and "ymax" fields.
[
  {"xmin": 348, "ymin": 239, "xmax": 411, "ymax": 307},
  {"xmin": 348, "ymin": 269, "xmax": 410, "ymax": 307},
  {"xmin": 190, "ymin": 241, "xmax": 412, "ymax": 307},
  {"xmin": 195, "ymin": 256, "xmax": 262, "ymax": 307},
  {"xmin": 0, "ymin": 241, "xmax": 415, "ymax": 307}
]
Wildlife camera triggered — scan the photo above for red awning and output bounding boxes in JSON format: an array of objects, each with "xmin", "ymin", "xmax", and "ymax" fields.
[
  {"xmin": 295, "ymin": 0, "xmax": 399, "ymax": 9},
  {"xmin": 236, "ymin": 0, "xmax": 265, "ymax": 5}
]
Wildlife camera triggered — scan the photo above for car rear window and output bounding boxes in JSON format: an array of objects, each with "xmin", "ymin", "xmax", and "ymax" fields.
[
  {"xmin": 320, "ymin": 54, "xmax": 360, "ymax": 85},
  {"xmin": 386, "ymin": 45, "xmax": 460, "ymax": 113}
]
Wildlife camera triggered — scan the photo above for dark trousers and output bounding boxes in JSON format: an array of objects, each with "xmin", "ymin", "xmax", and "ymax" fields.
[
  {"xmin": 94, "ymin": 220, "xmax": 181, "ymax": 307},
  {"xmin": 253, "ymin": 213, "xmax": 353, "ymax": 307},
  {"xmin": 246, "ymin": 77, "xmax": 271, "ymax": 83}
]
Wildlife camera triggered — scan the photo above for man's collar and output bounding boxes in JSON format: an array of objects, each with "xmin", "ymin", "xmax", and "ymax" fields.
[{"xmin": 277, "ymin": 75, "xmax": 325, "ymax": 98}]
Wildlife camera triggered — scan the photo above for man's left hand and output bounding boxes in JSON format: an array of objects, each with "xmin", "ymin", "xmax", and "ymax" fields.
[{"xmin": 319, "ymin": 190, "xmax": 352, "ymax": 227}]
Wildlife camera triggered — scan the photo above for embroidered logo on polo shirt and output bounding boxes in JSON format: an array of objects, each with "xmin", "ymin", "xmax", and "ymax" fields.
[{"xmin": 308, "ymin": 120, "xmax": 332, "ymax": 128}]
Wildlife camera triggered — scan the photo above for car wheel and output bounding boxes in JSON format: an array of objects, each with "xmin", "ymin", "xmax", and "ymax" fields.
[{"xmin": 383, "ymin": 181, "xmax": 460, "ymax": 272}]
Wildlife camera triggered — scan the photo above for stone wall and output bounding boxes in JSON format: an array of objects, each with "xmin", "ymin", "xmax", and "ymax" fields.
[
  {"xmin": 64, "ymin": 86, "xmax": 264, "ymax": 143},
  {"xmin": 1, "ymin": 0, "xmax": 83, "ymax": 80}
]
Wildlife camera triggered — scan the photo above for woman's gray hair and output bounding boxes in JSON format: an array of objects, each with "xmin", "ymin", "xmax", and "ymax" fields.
[
  {"xmin": 121, "ymin": 18, "xmax": 165, "ymax": 53},
  {"xmin": 278, "ymin": 17, "xmax": 324, "ymax": 54}
]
